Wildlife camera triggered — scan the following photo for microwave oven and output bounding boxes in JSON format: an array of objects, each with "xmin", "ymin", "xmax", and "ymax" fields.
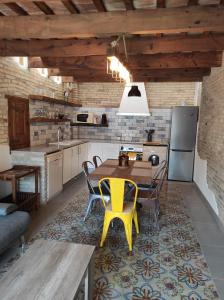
[{"xmin": 75, "ymin": 112, "xmax": 95, "ymax": 123}]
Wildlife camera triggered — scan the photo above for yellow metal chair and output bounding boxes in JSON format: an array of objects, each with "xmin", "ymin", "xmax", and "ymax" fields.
[{"xmin": 99, "ymin": 177, "xmax": 139, "ymax": 251}]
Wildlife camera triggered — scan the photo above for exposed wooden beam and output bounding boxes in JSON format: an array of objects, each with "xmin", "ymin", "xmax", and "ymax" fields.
[
  {"xmin": 123, "ymin": 0, "xmax": 135, "ymax": 10},
  {"xmin": 0, "ymin": 6, "xmax": 223, "ymax": 39},
  {"xmin": 5, "ymin": 3, "xmax": 29, "ymax": 15},
  {"xmin": 72, "ymin": 75, "xmax": 203, "ymax": 82},
  {"xmin": 61, "ymin": 0, "xmax": 79, "ymax": 14},
  {"xmin": 29, "ymin": 52, "xmax": 222, "ymax": 69},
  {"xmin": 33, "ymin": 1, "xmax": 54, "ymax": 15},
  {"xmin": 48, "ymin": 67, "xmax": 210, "ymax": 77},
  {"xmin": 157, "ymin": 0, "xmax": 166, "ymax": 8},
  {"xmin": 1, "ymin": 34, "xmax": 224, "ymax": 57},
  {"xmin": 188, "ymin": 0, "xmax": 199, "ymax": 5},
  {"xmin": 92, "ymin": 0, "xmax": 106, "ymax": 12}
]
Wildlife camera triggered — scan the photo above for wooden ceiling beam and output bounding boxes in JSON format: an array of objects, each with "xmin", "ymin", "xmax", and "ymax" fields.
[
  {"xmin": 33, "ymin": 1, "xmax": 54, "ymax": 14},
  {"xmin": 72, "ymin": 75, "xmax": 203, "ymax": 82},
  {"xmin": 92, "ymin": 0, "xmax": 106, "ymax": 12},
  {"xmin": 157, "ymin": 0, "xmax": 166, "ymax": 8},
  {"xmin": 48, "ymin": 67, "xmax": 210, "ymax": 77},
  {"xmin": 29, "ymin": 52, "xmax": 222, "ymax": 69},
  {"xmin": 61, "ymin": 0, "xmax": 79, "ymax": 14},
  {"xmin": 123, "ymin": 0, "xmax": 135, "ymax": 10},
  {"xmin": 0, "ymin": 5, "xmax": 223, "ymax": 39},
  {"xmin": 5, "ymin": 2, "xmax": 29, "ymax": 15},
  {"xmin": 1, "ymin": 34, "xmax": 224, "ymax": 57}
]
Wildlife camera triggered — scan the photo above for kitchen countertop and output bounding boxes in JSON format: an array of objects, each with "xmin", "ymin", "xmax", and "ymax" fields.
[
  {"xmin": 143, "ymin": 141, "xmax": 168, "ymax": 147},
  {"xmin": 11, "ymin": 139, "xmax": 168, "ymax": 155}
]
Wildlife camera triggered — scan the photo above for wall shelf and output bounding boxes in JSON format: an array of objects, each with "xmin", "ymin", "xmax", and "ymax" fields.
[
  {"xmin": 71, "ymin": 123, "xmax": 108, "ymax": 127},
  {"xmin": 29, "ymin": 95, "xmax": 82, "ymax": 107},
  {"xmin": 30, "ymin": 117, "xmax": 71, "ymax": 123}
]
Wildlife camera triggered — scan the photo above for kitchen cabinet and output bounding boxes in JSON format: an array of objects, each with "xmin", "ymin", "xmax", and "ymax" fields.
[
  {"xmin": 71, "ymin": 146, "xmax": 79, "ymax": 178},
  {"xmin": 88, "ymin": 143, "xmax": 103, "ymax": 162},
  {"xmin": 88, "ymin": 142, "xmax": 120, "ymax": 162},
  {"xmin": 63, "ymin": 142, "xmax": 88, "ymax": 184},
  {"xmin": 101, "ymin": 143, "xmax": 120, "ymax": 161},
  {"xmin": 63, "ymin": 147, "xmax": 73, "ymax": 184},
  {"xmin": 78, "ymin": 143, "xmax": 88, "ymax": 173},
  {"xmin": 143, "ymin": 145, "xmax": 168, "ymax": 163}
]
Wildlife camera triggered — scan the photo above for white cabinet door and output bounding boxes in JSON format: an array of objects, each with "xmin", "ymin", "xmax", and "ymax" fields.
[
  {"xmin": 78, "ymin": 143, "xmax": 88, "ymax": 173},
  {"xmin": 88, "ymin": 143, "xmax": 103, "ymax": 162},
  {"xmin": 101, "ymin": 143, "xmax": 120, "ymax": 161},
  {"xmin": 63, "ymin": 147, "xmax": 73, "ymax": 184},
  {"xmin": 71, "ymin": 146, "xmax": 79, "ymax": 178}
]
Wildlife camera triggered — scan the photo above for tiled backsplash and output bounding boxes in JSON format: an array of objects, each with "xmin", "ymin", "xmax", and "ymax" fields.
[
  {"xmin": 73, "ymin": 107, "xmax": 171, "ymax": 143},
  {"xmin": 29, "ymin": 99, "xmax": 73, "ymax": 146},
  {"xmin": 29, "ymin": 101, "xmax": 171, "ymax": 145}
]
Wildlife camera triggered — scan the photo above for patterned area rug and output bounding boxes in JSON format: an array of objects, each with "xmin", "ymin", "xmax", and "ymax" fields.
[
  {"xmin": 0, "ymin": 183, "xmax": 220, "ymax": 300},
  {"xmin": 32, "ymin": 183, "xmax": 219, "ymax": 300}
]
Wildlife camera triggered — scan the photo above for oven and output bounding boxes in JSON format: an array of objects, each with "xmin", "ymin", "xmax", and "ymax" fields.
[{"xmin": 120, "ymin": 145, "xmax": 143, "ymax": 161}]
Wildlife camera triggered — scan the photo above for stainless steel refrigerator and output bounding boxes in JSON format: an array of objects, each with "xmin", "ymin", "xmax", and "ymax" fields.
[{"xmin": 168, "ymin": 106, "xmax": 199, "ymax": 182}]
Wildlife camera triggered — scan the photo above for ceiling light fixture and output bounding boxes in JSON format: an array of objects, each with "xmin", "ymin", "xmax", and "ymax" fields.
[{"xmin": 106, "ymin": 35, "xmax": 132, "ymax": 84}]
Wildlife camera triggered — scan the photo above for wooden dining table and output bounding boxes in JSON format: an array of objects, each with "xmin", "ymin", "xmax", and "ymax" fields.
[{"xmin": 89, "ymin": 159, "xmax": 156, "ymax": 184}]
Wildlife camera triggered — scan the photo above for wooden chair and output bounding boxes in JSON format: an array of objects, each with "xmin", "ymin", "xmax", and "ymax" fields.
[
  {"xmin": 93, "ymin": 155, "xmax": 103, "ymax": 168},
  {"xmin": 99, "ymin": 177, "xmax": 139, "ymax": 251},
  {"xmin": 82, "ymin": 161, "xmax": 110, "ymax": 221}
]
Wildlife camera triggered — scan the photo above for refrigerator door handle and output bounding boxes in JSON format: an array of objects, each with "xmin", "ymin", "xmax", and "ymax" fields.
[{"xmin": 170, "ymin": 149, "xmax": 193, "ymax": 152}]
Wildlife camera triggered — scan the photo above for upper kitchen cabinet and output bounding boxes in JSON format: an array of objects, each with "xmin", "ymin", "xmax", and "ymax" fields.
[{"xmin": 7, "ymin": 95, "xmax": 30, "ymax": 150}]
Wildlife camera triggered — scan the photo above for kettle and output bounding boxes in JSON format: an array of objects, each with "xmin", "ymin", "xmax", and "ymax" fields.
[{"xmin": 148, "ymin": 154, "xmax": 159, "ymax": 166}]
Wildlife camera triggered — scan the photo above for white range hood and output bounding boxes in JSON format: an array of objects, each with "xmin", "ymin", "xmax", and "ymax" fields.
[{"xmin": 117, "ymin": 83, "xmax": 150, "ymax": 116}]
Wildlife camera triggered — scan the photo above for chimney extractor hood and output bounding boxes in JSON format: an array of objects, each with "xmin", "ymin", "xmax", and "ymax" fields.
[{"xmin": 117, "ymin": 83, "xmax": 150, "ymax": 116}]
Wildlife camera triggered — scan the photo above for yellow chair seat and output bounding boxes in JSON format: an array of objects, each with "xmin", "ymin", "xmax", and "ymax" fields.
[
  {"xmin": 99, "ymin": 177, "xmax": 139, "ymax": 251},
  {"xmin": 105, "ymin": 201, "xmax": 134, "ymax": 214}
]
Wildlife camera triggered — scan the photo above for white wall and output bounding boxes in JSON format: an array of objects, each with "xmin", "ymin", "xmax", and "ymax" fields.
[
  {"xmin": 0, "ymin": 144, "xmax": 12, "ymax": 197},
  {"xmin": 193, "ymin": 82, "xmax": 219, "ymax": 216}
]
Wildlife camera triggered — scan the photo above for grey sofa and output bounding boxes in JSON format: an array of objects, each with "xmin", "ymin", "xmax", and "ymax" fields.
[{"xmin": 0, "ymin": 208, "xmax": 31, "ymax": 254}]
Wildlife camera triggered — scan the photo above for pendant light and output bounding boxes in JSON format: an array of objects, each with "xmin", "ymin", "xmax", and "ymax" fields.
[{"xmin": 117, "ymin": 83, "xmax": 150, "ymax": 116}]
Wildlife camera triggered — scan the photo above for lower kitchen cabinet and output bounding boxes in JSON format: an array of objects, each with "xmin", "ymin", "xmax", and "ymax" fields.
[
  {"xmin": 88, "ymin": 143, "xmax": 103, "ymax": 162},
  {"xmin": 63, "ymin": 142, "xmax": 88, "ymax": 184},
  {"xmin": 78, "ymin": 142, "xmax": 88, "ymax": 173},
  {"xmin": 88, "ymin": 142, "xmax": 120, "ymax": 162},
  {"xmin": 63, "ymin": 147, "xmax": 73, "ymax": 184},
  {"xmin": 101, "ymin": 143, "xmax": 120, "ymax": 161},
  {"xmin": 71, "ymin": 145, "xmax": 79, "ymax": 178}
]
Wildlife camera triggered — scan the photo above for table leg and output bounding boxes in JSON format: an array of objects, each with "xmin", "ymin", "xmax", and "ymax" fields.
[
  {"xmin": 34, "ymin": 170, "xmax": 39, "ymax": 210},
  {"xmin": 84, "ymin": 256, "xmax": 93, "ymax": 300},
  {"xmin": 11, "ymin": 176, "xmax": 17, "ymax": 203}
]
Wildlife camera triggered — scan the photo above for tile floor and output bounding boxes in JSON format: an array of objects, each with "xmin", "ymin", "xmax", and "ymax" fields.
[
  {"xmin": 180, "ymin": 183, "xmax": 224, "ymax": 298},
  {"xmin": 0, "ymin": 176, "xmax": 224, "ymax": 298}
]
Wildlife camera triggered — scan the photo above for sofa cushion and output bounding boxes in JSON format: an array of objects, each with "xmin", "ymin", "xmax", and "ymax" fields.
[
  {"xmin": 0, "ymin": 211, "xmax": 31, "ymax": 254},
  {"xmin": 0, "ymin": 203, "xmax": 18, "ymax": 216}
]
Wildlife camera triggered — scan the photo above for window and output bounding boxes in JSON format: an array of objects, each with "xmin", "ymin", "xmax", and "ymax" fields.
[
  {"xmin": 13, "ymin": 57, "xmax": 28, "ymax": 69},
  {"xmin": 51, "ymin": 76, "xmax": 62, "ymax": 84},
  {"xmin": 37, "ymin": 68, "xmax": 48, "ymax": 77}
]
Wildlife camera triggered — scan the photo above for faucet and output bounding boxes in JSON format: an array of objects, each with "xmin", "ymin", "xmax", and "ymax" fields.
[{"xmin": 57, "ymin": 127, "xmax": 63, "ymax": 143}]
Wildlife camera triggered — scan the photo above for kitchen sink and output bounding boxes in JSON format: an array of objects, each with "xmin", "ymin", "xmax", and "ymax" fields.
[{"xmin": 49, "ymin": 140, "xmax": 83, "ymax": 146}]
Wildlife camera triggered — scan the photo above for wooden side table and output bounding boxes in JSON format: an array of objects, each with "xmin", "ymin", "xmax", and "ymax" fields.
[{"xmin": 0, "ymin": 165, "xmax": 40, "ymax": 211}]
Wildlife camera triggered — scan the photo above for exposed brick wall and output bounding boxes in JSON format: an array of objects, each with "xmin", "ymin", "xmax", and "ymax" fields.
[
  {"xmin": 197, "ymin": 56, "xmax": 224, "ymax": 224},
  {"xmin": 0, "ymin": 57, "xmax": 64, "ymax": 144},
  {"xmin": 78, "ymin": 82, "xmax": 196, "ymax": 107}
]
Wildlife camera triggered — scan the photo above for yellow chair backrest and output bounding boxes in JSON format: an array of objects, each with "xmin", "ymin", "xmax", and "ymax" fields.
[{"xmin": 99, "ymin": 177, "xmax": 138, "ymax": 213}]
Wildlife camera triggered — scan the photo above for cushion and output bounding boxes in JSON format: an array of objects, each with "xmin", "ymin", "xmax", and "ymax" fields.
[
  {"xmin": 0, "ymin": 211, "xmax": 31, "ymax": 254},
  {"xmin": 0, "ymin": 203, "xmax": 18, "ymax": 216}
]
